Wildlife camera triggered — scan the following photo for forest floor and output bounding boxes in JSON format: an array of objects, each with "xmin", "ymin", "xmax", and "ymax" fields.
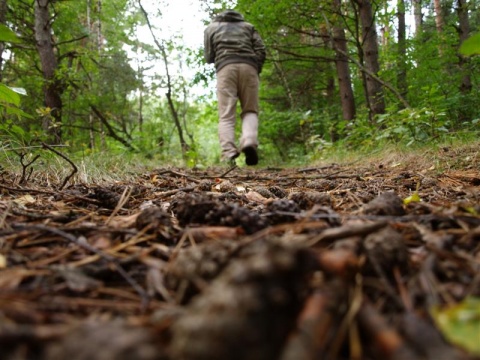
[{"xmin": 0, "ymin": 144, "xmax": 479, "ymax": 360}]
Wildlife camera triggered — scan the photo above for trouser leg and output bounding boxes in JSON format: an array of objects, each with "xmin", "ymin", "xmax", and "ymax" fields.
[
  {"xmin": 216, "ymin": 65, "xmax": 240, "ymax": 160},
  {"xmin": 237, "ymin": 64, "xmax": 260, "ymax": 151},
  {"xmin": 240, "ymin": 112, "xmax": 258, "ymax": 149}
]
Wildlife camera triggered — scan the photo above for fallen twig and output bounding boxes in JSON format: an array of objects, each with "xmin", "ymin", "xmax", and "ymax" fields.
[{"xmin": 42, "ymin": 142, "xmax": 77, "ymax": 190}]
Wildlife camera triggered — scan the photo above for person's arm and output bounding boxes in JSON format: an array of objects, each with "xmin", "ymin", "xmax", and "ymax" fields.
[
  {"xmin": 204, "ymin": 26, "xmax": 215, "ymax": 64},
  {"xmin": 252, "ymin": 29, "xmax": 266, "ymax": 73}
]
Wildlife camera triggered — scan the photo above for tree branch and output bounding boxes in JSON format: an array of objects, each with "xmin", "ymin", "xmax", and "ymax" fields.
[{"xmin": 90, "ymin": 105, "xmax": 137, "ymax": 151}]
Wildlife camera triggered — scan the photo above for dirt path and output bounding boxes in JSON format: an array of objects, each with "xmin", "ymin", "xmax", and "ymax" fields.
[{"xmin": 0, "ymin": 146, "xmax": 479, "ymax": 359}]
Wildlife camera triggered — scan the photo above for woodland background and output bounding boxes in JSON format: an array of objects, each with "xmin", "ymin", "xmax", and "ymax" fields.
[{"xmin": 0, "ymin": 0, "xmax": 479, "ymax": 168}]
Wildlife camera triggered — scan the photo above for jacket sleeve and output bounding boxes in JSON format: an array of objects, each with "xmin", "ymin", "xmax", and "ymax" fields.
[
  {"xmin": 252, "ymin": 29, "xmax": 266, "ymax": 73},
  {"xmin": 204, "ymin": 26, "xmax": 215, "ymax": 64}
]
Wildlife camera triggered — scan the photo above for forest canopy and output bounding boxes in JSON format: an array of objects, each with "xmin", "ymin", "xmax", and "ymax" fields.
[{"xmin": 0, "ymin": 0, "xmax": 479, "ymax": 167}]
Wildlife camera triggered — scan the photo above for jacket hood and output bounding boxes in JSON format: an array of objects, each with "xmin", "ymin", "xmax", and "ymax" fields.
[{"xmin": 214, "ymin": 10, "xmax": 244, "ymax": 22}]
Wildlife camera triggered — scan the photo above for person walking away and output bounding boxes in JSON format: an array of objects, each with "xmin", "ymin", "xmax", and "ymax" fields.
[{"xmin": 204, "ymin": 9, "xmax": 266, "ymax": 166}]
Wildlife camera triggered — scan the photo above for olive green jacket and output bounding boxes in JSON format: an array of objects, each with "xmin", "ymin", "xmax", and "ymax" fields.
[{"xmin": 204, "ymin": 10, "xmax": 266, "ymax": 73}]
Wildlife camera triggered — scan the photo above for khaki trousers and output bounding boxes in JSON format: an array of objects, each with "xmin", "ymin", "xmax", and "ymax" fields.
[{"xmin": 216, "ymin": 63, "xmax": 259, "ymax": 160}]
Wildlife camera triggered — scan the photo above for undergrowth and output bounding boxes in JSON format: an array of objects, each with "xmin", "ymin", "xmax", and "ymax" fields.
[{"xmin": 0, "ymin": 137, "xmax": 478, "ymax": 186}]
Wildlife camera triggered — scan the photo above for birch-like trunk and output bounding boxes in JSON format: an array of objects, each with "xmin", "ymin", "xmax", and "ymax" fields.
[{"xmin": 412, "ymin": 0, "xmax": 422, "ymax": 37}]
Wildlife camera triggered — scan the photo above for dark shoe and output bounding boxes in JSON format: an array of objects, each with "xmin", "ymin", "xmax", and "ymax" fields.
[{"xmin": 242, "ymin": 146, "xmax": 258, "ymax": 166}]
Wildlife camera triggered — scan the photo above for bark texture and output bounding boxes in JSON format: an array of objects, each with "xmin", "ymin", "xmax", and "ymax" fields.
[
  {"xmin": 0, "ymin": 0, "xmax": 7, "ymax": 81},
  {"xmin": 457, "ymin": 0, "xmax": 472, "ymax": 94},
  {"xmin": 397, "ymin": 0, "xmax": 408, "ymax": 106},
  {"xmin": 333, "ymin": 0, "xmax": 356, "ymax": 121},
  {"xmin": 357, "ymin": 0, "xmax": 385, "ymax": 118},
  {"xmin": 34, "ymin": 0, "xmax": 63, "ymax": 143}
]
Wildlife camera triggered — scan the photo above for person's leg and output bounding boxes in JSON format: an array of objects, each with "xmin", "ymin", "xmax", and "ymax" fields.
[
  {"xmin": 216, "ymin": 65, "xmax": 240, "ymax": 161},
  {"xmin": 238, "ymin": 64, "xmax": 260, "ymax": 165},
  {"xmin": 240, "ymin": 112, "xmax": 258, "ymax": 149}
]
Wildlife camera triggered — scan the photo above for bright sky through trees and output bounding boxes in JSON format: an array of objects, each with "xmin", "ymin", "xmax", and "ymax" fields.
[{"xmin": 131, "ymin": 0, "xmax": 211, "ymax": 96}]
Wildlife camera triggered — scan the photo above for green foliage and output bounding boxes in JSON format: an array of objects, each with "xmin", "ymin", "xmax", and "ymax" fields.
[
  {"xmin": 1, "ymin": 0, "xmax": 480, "ymax": 166},
  {"xmin": 460, "ymin": 33, "xmax": 480, "ymax": 56},
  {"xmin": 0, "ymin": 23, "xmax": 31, "ymax": 123},
  {"xmin": 0, "ymin": 24, "xmax": 21, "ymax": 43},
  {"xmin": 0, "ymin": 83, "xmax": 21, "ymax": 107},
  {"xmin": 431, "ymin": 297, "xmax": 480, "ymax": 356}
]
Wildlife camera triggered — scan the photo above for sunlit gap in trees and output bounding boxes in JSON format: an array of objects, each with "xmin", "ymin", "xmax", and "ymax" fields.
[{"xmin": 123, "ymin": 0, "xmax": 216, "ymax": 101}]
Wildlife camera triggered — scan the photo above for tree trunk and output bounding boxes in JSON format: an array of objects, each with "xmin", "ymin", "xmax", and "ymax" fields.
[
  {"xmin": 412, "ymin": 0, "xmax": 422, "ymax": 37},
  {"xmin": 332, "ymin": 0, "xmax": 356, "ymax": 122},
  {"xmin": 397, "ymin": 0, "xmax": 408, "ymax": 107},
  {"xmin": 457, "ymin": 0, "xmax": 471, "ymax": 94},
  {"xmin": 0, "ymin": 0, "xmax": 7, "ymax": 82},
  {"xmin": 34, "ymin": 0, "xmax": 62, "ymax": 143},
  {"xmin": 433, "ymin": 0, "xmax": 444, "ymax": 33},
  {"xmin": 357, "ymin": 0, "xmax": 385, "ymax": 119},
  {"xmin": 96, "ymin": 0, "xmax": 103, "ymax": 50}
]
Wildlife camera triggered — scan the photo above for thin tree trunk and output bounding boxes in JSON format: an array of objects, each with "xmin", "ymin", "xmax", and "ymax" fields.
[
  {"xmin": 332, "ymin": 0, "xmax": 356, "ymax": 122},
  {"xmin": 457, "ymin": 0, "xmax": 471, "ymax": 94},
  {"xmin": 96, "ymin": 0, "xmax": 102, "ymax": 50},
  {"xmin": 0, "ymin": 0, "xmax": 7, "ymax": 82},
  {"xmin": 34, "ymin": 0, "xmax": 62, "ymax": 144},
  {"xmin": 357, "ymin": 0, "xmax": 385, "ymax": 119},
  {"xmin": 138, "ymin": 0, "xmax": 189, "ymax": 156},
  {"xmin": 271, "ymin": 49, "xmax": 296, "ymax": 109},
  {"xmin": 412, "ymin": 0, "xmax": 422, "ymax": 37},
  {"xmin": 397, "ymin": 0, "xmax": 408, "ymax": 107},
  {"xmin": 86, "ymin": 0, "xmax": 95, "ymax": 149},
  {"xmin": 434, "ymin": 0, "xmax": 446, "ymax": 58},
  {"xmin": 434, "ymin": 0, "xmax": 444, "ymax": 33}
]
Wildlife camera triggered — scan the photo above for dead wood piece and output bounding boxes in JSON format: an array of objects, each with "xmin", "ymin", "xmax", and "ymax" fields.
[
  {"xmin": 42, "ymin": 142, "xmax": 77, "ymax": 190},
  {"xmin": 280, "ymin": 290, "xmax": 337, "ymax": 360},
  {"xmin": 0, "ymin": 323, "xmax": 69, "ymax": 360},
  {"xmin": 171, "ymin": 192, "xmax": 268, "ymax": 234},
  {"xmin": 135, "ymin": 206, "xmax": 176, "ymax": 244},
  {"xmin": 265, "ymin": 199, "xmax": 301, "ymax": 225},
  {"xmin": 169, "ymin": 241, "xmax": 313, "ymax": 360},
  {"xmin": 11, "ymin": 224, "xmax": 150, "ymax": 309},
  {"xmin": 305, "ymin": 220, "xmax": 388, "ymax": 247},
  {"xmin": 288, "ymin": 190, "xmax": 332, "ymax": 210},
  {"xmin": 164, "ymin": 240, "xmax": 240, "ymax": 303},
  {"xmin": 361, "ymin": 192, "xmax": 406, "ymax": 216},
  {"xmin": 88, "ymin": 187, "xmax": 122, "ymax": 209},
  {"xmin": 183, "ymin": 226, "xmax": 244, "ymax": 243},
  {"xmin": 400, "ymin": 311, "xmax": 468, "ymax": 360},
  {"xmin": 357, "ymin": 302, "xmax": 420, "ymax": 360},
  {"xmin": 45, "ymin": 320, "xmax": 166, "ymax": 360},
  {"xmin": 363, "ymin": 226, "xmax": 410, "ymax": 276},
  {"xmin": 315, "ymin": 248, "xmax": 360, "ymax": 279}
]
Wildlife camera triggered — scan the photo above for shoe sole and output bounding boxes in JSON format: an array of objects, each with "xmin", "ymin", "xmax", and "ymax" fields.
[{"xmin": 243, "ymin": 146, "xmax": 258, "ymax": 166}]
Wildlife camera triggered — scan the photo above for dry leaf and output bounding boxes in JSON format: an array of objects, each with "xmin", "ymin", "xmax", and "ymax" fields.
[
  {"xmin": 0, "ymin": 254, "xmax": 7, "ymax": 269},
  {"xmin": 13, "ymin": 194, "xmax": 35, "ymax": 206},
  {"xmin": 245, "ymin": 190, "xmax": 269, "ymax": 204}
]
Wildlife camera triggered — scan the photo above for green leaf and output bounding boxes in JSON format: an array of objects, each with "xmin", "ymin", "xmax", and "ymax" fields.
[
  {"xmin": 0, "ymin": 83, "xmax": 21, "ymax": 106},
  {"xmin": 430, "ymin": 297, "xmax": 480, "ymax": 356},
  {"xmin": 459, "ymin": 33, "xmax": 480, "ymax": 56},
  {"xmin": 6, "ymin": 106, "xmax": 34, "ymax": 119},
  {"xmin": 0, "ymin": 24, "xmax": 21, "ymax": 43}
]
